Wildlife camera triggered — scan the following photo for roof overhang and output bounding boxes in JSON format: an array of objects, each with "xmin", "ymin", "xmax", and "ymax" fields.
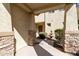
[{"xmin": 15, "ymin": 3, "xmax": 70, "ymax": 15}]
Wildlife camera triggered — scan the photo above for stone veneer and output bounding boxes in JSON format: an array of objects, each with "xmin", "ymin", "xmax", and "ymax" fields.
[
  {"xmin": 0, "ymin": 32, "xmax": 15, "ymax": 56},
  {"xmin": 64, "ymin": 31, "xmax": 79, "ymax": 54},
  {"xmin": 28, "ymin": 30, "xmax": 36, "ymax": 46}
]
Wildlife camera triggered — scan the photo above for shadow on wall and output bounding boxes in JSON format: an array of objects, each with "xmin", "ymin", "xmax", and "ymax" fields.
[{"xmin": 13, "ymin": 27, "xmax": 28, "ymax": 51}]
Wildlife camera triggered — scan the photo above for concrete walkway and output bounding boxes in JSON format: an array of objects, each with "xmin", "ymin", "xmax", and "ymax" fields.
[
  {"xmin": 16, "ymin": 46, "xmax": 37, "ymax": 56},
  {"xmin": 16, "ymin": 40, "xmax": 73, "ymax": 56},
  {"xmin": 34, "ymin": 44, "xmax": 52, "ymax": 56}
]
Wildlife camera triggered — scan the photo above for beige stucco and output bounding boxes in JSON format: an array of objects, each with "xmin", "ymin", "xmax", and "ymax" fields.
[
  {"xmin": 0, "ymin": 3, "xmax": 12, "ymax": 32},
  {"xmin": 35, "ymin": 13, "xmax": 45, "ymax": 23},
  {"xmin": 45, "ymin": 10, "xmax": 64, "ymax": 35},
  {"xmin": 66, "ymin": 4, "xmax": 78, "ymax": 32}
]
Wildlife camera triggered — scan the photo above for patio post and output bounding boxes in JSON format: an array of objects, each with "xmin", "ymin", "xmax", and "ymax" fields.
[
  {"xmin": 28, "ymin": 13, "xmax": 36, "ymax": 46},
  {"xmin": 64, "ymin": 4, "xmax": 79, "ymax": 54}
]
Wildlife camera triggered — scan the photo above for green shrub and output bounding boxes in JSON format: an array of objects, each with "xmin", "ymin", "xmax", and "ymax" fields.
[
  {"xmin": 39, "ymin": 32, "xmax": 47, "ymax": 39},
  {"xmin": 55, "ymin": 29, "xmax": 64, "ymax": 41}
]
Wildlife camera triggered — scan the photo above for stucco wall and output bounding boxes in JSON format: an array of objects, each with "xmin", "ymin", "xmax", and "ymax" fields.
[
  {"xmin": 0, "ymin": 3, "xmax": 12, "ymax": 32},
  {"xmin": 66, "ymin": 4, "xmax": 78, "ymax": 31},
  {"xmin": 35, "ymin": 13, "xmax": 44, "ymax": 23},
  {"xmin": 45, "ymin": 10, "xmax": 64, "ymax": 35}
]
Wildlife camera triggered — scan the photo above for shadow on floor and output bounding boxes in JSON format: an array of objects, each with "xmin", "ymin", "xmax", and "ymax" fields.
[{"xmin": 34, "ymin": 38, "xmax": 52, "ymax": 56}]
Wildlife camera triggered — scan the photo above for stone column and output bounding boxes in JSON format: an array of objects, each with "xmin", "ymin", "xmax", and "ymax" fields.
[
  {"xmin": 28, "ymin": 14, "xmax": 36, "ymax": 46},
  {"xmin": 64, "ymin": 4, "xmax": 79, "ymax": 54},
  {"xmin": 11, "ymin": 4, "xmax": 36, "ymax": 47}
]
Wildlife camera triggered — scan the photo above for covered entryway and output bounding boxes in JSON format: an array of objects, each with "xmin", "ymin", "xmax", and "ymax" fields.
[{"xmin": 0, "ymin": 3, "xmax": 79, "ymax": 56}]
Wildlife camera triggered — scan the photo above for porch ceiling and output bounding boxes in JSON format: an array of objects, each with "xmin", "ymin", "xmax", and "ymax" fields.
[{"xmin": 16, "ymin": 3, "xmax": 66, "ymax": 15}]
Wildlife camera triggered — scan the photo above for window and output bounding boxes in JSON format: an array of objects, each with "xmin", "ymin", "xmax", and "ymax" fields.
[
  {"xmin": 38, "ymin": 25, "xmax": 43, "ymax": 32},
  {"xmin": 49, "ymin": 10, "xmax": 54, "ymax": 13}
]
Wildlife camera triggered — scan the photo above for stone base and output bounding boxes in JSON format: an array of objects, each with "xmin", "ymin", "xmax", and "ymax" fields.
[
  {"xmin": 64, "ymin": 31, "xmax": 79, "ymax": 54},
  {"xmin": 28, "ymin": 30, "xmax": 36, "ymax": 46},
  {"xmin": 0, "ymin": 32, "xmax": 15, "ymax": 56}
]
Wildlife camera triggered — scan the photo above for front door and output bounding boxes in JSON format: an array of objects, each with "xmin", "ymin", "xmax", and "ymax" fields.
[{"xmin": 38, "ymin": 25, "xmax": 43, "ymax": 32}]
